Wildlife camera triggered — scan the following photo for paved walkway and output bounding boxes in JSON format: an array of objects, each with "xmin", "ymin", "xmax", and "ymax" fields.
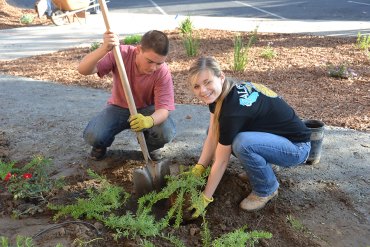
[{"xmin": 1, "ymin": 12, "xmax": 370, "ymax": 60}]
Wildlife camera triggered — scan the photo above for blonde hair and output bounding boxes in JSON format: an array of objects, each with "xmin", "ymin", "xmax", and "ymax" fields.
[{"xmin": 188, "ymin": 56, "xmax": 237, "ymax": 141}]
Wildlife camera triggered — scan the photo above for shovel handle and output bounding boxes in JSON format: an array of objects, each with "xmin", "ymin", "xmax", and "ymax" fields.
[{"xmin": 98, "ymin": 0, "xmax": 151, "ymax": 163}]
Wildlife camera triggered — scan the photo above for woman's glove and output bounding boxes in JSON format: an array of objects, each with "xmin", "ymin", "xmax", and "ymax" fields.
[
  {"xmin": 188, "ymin": 192, "xmax": 214, "ymax": 219},
  {"xmin": 129, "ymin": 114, "xmax": 154, "ymax": 132},
  {"xmin": 191, "ymin": 163, "xmax": 206, "ymax": 177}
]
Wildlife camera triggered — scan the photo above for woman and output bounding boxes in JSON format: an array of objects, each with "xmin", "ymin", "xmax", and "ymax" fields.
[{"xmin": 187, "ymin": 56, "xmax": 311, "ymax": 218}]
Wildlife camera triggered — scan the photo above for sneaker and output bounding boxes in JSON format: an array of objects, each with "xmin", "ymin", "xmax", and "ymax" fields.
[
  {"xmin": 239, "ymin": 190, "xmax": 278, "ymax": 211},
  {"xmin": 90, "ymin": 147, "xmax": 107, "ymax": 161}
]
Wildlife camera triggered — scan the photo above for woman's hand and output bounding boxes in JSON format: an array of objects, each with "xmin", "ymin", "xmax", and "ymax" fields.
[{"xmin": 188, "ymin": 192, "xmax": 214, "ymax": 218}]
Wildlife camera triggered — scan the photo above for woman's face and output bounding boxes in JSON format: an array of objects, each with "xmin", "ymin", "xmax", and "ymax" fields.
[{"xmin": 190, "ymin": 69, "xmax": 225, "ymax": 104}]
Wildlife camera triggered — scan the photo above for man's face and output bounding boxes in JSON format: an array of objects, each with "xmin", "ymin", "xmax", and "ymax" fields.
[{"xmin": 135, "ymin": 46, "xmax": 167, "ymax": 75}]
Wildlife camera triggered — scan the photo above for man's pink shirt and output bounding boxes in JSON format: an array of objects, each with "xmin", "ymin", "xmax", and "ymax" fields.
[{"xmin": 96, "ymin": 45, "xmax": 175, "ymax": 111}]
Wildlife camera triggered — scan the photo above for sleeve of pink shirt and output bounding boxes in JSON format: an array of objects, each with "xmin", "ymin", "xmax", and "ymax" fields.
[{"xmin": 154, "ymin": 63, "xmax": 175, "ymax": 111}]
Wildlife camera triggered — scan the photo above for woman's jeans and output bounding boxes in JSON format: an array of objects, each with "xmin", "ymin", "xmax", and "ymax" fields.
[
  {"xmin": 83, "ymin": 104, "xmax": 176, "ymax": 152},
  {"xmin": 232, "ymin": 132, "xmax": 311, "ymax": 197}
]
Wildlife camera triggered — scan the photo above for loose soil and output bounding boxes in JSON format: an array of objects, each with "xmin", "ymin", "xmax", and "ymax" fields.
[{"xmin": 0, "ymin": 1, "xmax": 369, "ymax": 247}]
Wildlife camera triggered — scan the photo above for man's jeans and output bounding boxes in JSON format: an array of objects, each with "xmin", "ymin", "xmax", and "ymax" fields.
[
  {"xmin": 83, "ymin": 104, "xmax": 176, "ymax": 152},
  {"xmin": 232, "ymin": 132, "xmax": 311, "ymax": 197}
]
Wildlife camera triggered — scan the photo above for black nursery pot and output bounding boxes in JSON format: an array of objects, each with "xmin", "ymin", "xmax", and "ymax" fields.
[{"xmin": 304, "ymin": 120, "xmax": 325, "ymax": 165}]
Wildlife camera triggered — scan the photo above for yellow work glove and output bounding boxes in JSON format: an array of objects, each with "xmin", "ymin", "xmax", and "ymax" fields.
[
  {"xmin": 188, "ymin": 192, "xmax": 214, "ymax": 219},
  {"xmin": 129, "ymin": 114, "xmax": 154, "ymax": 132},
  {"xmin": 191, "ymin": 163, "xmax": 206, "ymax": 177}
]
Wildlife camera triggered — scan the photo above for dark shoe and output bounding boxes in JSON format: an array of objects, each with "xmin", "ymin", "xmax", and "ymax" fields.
[
  {"xmin": 149, "ymin": 149, "xmax": 163, "ymax": 161},
  {"xmin": 90, "ymin": 147, "xmax": 107, "ymax": 160}
]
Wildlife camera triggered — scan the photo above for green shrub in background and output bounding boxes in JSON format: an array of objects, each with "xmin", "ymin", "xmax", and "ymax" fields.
[
  {"xmin": 178, "ymin": 16, "xmax": 199, "ymax": 57},
  {"xmin": 233, "ymin": 27, "xmax": 258, "ymax": 71},
  {"xmin": 356, "ymin": 32, "xmax": 370, "ymax": 51},
  {"xmin": 327, "ymin": 63, "xmax": 357, "ymax": 79},
  {"xmin": 122, "ymin": 34, "xmax": 142, "ymax": 45},
  {"xmin": 179, "ymin": 16, "xmax": 193, "ymax": 35},
  {"xmin": 90, "ymin": 41, "xmax": 101, "ymax": 51},
  {"xmin": 183, "ymin": 33, "xmax": 199, "ymax": 57},
  {"xmin": 260, "ymin": 42, "xmax": 277, "ymax": 60},
  {"xmin": 20, "ymin": 14, "xmax": 34, "ymax": 24}
]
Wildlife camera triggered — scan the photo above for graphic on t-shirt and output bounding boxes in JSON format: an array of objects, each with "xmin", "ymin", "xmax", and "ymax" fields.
[
  {"xmin": 236, "ymin": 82, "xmax": 278, "ymax": 107},
  {"xmin": 252, "ymin": 83, "xmax": 278, "ymax": 98}
]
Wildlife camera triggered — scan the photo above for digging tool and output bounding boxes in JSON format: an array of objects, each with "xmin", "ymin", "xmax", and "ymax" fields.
[{"xmin": 98, "ymin": 0, "xmax": 170, "ymax": 196}]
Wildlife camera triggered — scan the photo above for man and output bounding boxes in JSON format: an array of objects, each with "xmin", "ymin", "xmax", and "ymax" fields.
[{"xmin": 78, "ymin": 30, "xmax": 176, "ymax": 160}]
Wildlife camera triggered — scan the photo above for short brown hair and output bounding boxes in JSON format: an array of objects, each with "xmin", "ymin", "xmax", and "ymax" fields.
[{"xmin": 140, "ymin": 30, "xmax": 169, "ymax": 56}]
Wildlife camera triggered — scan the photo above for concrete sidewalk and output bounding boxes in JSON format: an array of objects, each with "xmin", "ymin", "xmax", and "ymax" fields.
[{"xmin": 1, "ymin": 12, "xmax": 370, "ymax": 60}]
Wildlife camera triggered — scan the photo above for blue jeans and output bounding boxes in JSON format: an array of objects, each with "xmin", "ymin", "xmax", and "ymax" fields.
[
  {"xmin": 83, "ymin": 104, "xmax": 176, "ymax": 151},
  {"xmin": 232, "ymin": 132, "xmax": 311, "ymax": 197}
]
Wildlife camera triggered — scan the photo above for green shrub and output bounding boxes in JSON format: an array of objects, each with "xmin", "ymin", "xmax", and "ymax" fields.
[
  {"xmin": 2, "ymin": 156, "xmax": 63, "ymax": 201},
  {"xmin": 178, "ymin": 16, "xmax": 198, "ymax": 56},
  {"xmin": 1, "ymin": 156, "xmax": 64, "ymax": 217},
  {"xmin": 233, "ymin": 28, "xmax": 258, "ymax": 71},
  {"xmin": 260, "ymin": 43, "xmax": 277, "ymax": 59},
  {"xmin": 327, "ymin": 63, "xmax": 357, "ymax": 79},
  {"xmin": 183, "ymin": 33, "xmax": 199, "ymax": 57},
  {"xmin": 90, "ymin": 41, "xmax": 101, "ymax": 51},
  {"xmin": 201, "ymin": 220, "xmax": 272, "ymax": 247},
  {"xmin": 0, "ymin": 235, "xmax": 63, "ymax": 247},
  {"xmin": 286, "ymin": 214, "xmax": 305, "ymax": 232},
  {"xmin": 48, "ymin": 167, "xmax": 273, "ymax": 245},
  {"xmin": 122, "ymin": 34, "xmax": 142, "ymax": 45},
  {"xmin": 179, "ymin": 16, "xmax": 193, "ymax": 35},
  {"xmin": 20, "ymin": 14, "xmax": 34, "ymax": 24},
  {"xmin": 356, "ymin": 32, "xmax": 370, "ymax": 51},
  {"xmin": 49, "ymin": 169, "xmax": 127, "ymax": 221}
]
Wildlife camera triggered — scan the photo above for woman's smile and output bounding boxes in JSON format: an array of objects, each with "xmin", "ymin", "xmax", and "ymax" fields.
[{"xmin": 192, "ymin": 70, "xmax": 224, "ymax": 104}]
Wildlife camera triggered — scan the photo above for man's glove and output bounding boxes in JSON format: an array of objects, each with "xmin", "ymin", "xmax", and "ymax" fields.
[
  {"xmin": 191, "ymin": 163, "xmax": 206, "ymax": 177},
  {"xmin": 129, "ymin": 114, "xmax": 154, "ymax": 132},
  {"xmin": 188, "ymin": 192, "xmax": 214, "ymax": 219}
]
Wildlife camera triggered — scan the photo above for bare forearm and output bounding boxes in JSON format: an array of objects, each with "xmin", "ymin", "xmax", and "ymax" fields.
[
  {"xmin": 151, "ymin": 108, "xmax": 169, "ymax": 125},
  {"xmin": 198, "ymin": 132, "xmax": 217, "ymax": 167},
  {"xmin": 77, "ymin": 46, "xmax": 108, "ymax": 75},
  {"xmin": 78, "ymin": 31, "xmax": 118, "ymax": 75},
  {"xmin": 203, "ymin": 144, "xmax": 231, "ymax": 198}
]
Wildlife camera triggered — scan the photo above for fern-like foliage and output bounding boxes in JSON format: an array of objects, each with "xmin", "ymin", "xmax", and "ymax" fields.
[
  {"xmin": 137, "ymin": 167, "xmax": 209, "ymax": 229},
  {"xmin": 160, "ymin": 233, "xmax": 187, "ymax": 247},
  {"xmin": 105, "ymin": 212, "xmax": 160, "ymax": 239},
  {"xmin": 201, "ymin": 214, "xmax": 212, "ymax": 247},
  {"xmin": 49, "ymin": 170, "xmax": 128, "ymax": 221},
  {"xmin": 212, "ymin": 225, "xmax": 272, "ymax": 247}
]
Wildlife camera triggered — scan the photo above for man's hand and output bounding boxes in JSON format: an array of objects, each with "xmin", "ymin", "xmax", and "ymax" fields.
[
  {"xmin": 188, "ymin": 193, "xmax": 214, "ymax": 219},
  {"xmin": 129, "ymin": 114, "xmax": 154, "ymax": 132},
  {"xmin": 102, "ymin": 31, "xmax": 119, "ymax": 52}
]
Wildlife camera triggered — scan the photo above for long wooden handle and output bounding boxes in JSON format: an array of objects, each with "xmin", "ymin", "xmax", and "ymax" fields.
[{"xmin": 98, "ymin": 0, "xmax": 151, "ymax": 162}]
